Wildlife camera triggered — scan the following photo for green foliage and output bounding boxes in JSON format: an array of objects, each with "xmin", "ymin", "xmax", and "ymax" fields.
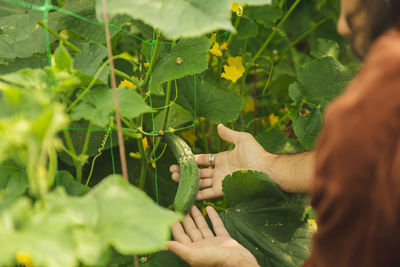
[
  {"xmin": 177, "ymin": 74, "xmax": 244, "ymax": 124},
  {"xmin": 150, "ymin": 37, "xmax": 210, "ymax": 95},
  {"xmin": 221, "ymin": 171, "xmax": 312, "ymax": 266},
  {"xmin": 0, "ymin": 175, "xmax": 180, "ymax": 267},
  {"xmin": 0, "ymin": 2, "xmax": 51, "ymax": 58},
  {"xmin": 0, "ymin": 0, "xmax": 359, "ymax": 265},
  {"xmin": 96, "ymin": 0, "xmax": 271, "ymax": 39},
  {"xmin": 71, "ymin": 87, "xmax": 153, "ymax": 127}
]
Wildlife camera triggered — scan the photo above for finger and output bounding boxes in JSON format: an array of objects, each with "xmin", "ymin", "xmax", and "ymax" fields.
[
  {"xmin": 199, "ymin": 178, "xmax": 212, "ymax": 189},
  {"xmin": 169, "ymin": 165, "xmax": 180, "ymax": 173},
  {"xmin": 182, "ymin": 214, "xmax": 203, "ymax": 242},
  {"xmin": 195, "ymin": 154, "xmax": 215, "ymax": 167},
  {"xmin": 171, "ymin": 172, "xmax": 180, "ymax": 182},
  {"xmin": 190, "ymin": 206, "xmax": 214, "ymax": 238},
  {"xmin": 171, "ymin": 222, "xmax": 192, "ymax": 244},
  {"xmin": 196, "ymin": 187, "xmax": 223, "ymax": 201},
  {"xmin": 199, "ymin": 168, "xmax": 213, "ymax": 178},
  {"xmin": 217, "ymin": 124, "xmax": 250, "ymax": 144},
  {"xmin": 167, "ymin": 241, "xmax": 195, "ymax": 264},
  {"xmin": 206, "ymin": 206, "xmax": 230, "ymax": 236}
]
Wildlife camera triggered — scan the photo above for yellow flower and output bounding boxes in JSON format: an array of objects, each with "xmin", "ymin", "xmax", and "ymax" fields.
[
  {"xmin": 243, "ymin": 97, "xmax": 255, "ymax": 113},
  {"xmin": 308, "ymin": 219, "xmax": 318, "ymax": 232},
  {"xmin": 16, "ymin": 251, "xmax": 33, "ymax": 267},
  {"xmin": 151, "ymin": 161, "xmax": 156, "ymax": 168},
  {"xmin": 220, "ymin": 42, "xmax": 228, "ymax": 50},
  {"xmin": 268, "ymin": 114, "xmax": 279, "ymax": 125},
  {"xmin": 142, "ymin": 137, "xmax": 148, "ymax": 151},
  {"xmin": 180, "ymin": 128, "xmax": 197, "ymax": 146},
  {"xmin": 231, "ymin": 2, "xmax": 244, "ymax": 16},
  {"xmin": 209, "ymin": 43, "xmax": 222, "ymax": 57},
  {"xmin": 221, "ymin": 56, "xmax": 245, "ymax": 83},
  {"xmin": 129, "ymin": 152, "xmax": 141, "ymax": 159},
  {"xmin": 144, "ymin": 62, "xmax": 150, "ymax": 67},
  {"xmin": 119, "ymin": 79, "xmax": 136, "ymax": 90}
]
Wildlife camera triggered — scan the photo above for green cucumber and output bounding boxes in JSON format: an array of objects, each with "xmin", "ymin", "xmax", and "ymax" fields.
[{"xmin": 165, "ymin": 133, "xmax": 199, "ymax": 214}]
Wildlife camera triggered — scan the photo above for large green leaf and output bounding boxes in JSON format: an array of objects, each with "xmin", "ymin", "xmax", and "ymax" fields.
[
  {"xmin": 96, "ymin": 0, "xmax": 271, "ymax": 39},
  {"xmin": 0, "ymin": 160, "xmax": 28, "ymax": 213},
  {"xmin": 0, "ymin": 1, "xmax": 58, "ymax": 58},
  {"xmin": 310, "ymin": 39, "xmax": 340, "ymax": 59},
  {"xmin": 0, "ymin": 175, "xmax": 180, "ymax": 267},
  {"xmin": 57, "ymin": 0, "xmax": 131, "ymax": 44},
  {"xmin": 150, "ymin": 37, "xmax": 210, "ymax": 95},
  {"xmin": 71, "ymin": 87, "xmax": 153, "ymax": 127},
  {"xmin": 55, "ymin": 171, "xmax": 90, "ymax": 196},
  {"xmin": 246, "ymin": 4, "xmax": 283, "ymax": 28},
  {"xmin": 73, "ymin": 43, "xmax": 108, "ymax": 83},
  {"xmin": 0, "ymin": 68, "xmax": 50, "ymax": 92},
  {"xmin": 0, "ymin": 56, "xmax": 48, "ymax": 75},
  {"xmin": 220, "ymin": 170, "xmax": 311, "ymax": 266},
  {"xmin": 293, "ymin": 107, "xmax": 323, "ymax": 150},
  {"xmin": 236, "ymin": 17, "xmax": 259, "ymax": 40},
  {"xmin": 256, "ymin": 128, "xmax": 303, "ymax": 154},
  {"xmin": 177, "ymin": 74, "xmax": 244, "ymax": 124},
  {"xmin": 296, "ymin": 56, "xmax": 353, "ymax": 109},
  {"xmin": 0, "ymin": 160, "xmax": 28, "ymax": 197}
]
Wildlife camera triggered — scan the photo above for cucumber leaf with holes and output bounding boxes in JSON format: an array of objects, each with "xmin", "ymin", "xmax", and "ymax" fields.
[
  {"xmin": 150, "ymin": 37, "xmax": 210, "ymax": 95},
  {"xmin": 294, "ymin": 56, "xmax": 353, "ymax": 109},
  {"xmin": 293, "ymin": 107, "xmax": 323, "ymax": 150},
  {"xmin": 0, "ymin": 1, "xmax": 59, "ymax": 59},
  {"xmin": 220, "ymin": 170, "xmax": 312, "ymax": 267}
]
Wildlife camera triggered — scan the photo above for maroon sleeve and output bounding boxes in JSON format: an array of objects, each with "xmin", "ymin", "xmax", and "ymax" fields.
[{"xmin": 303, "ymin": 28, "xmax": 400, "ymax": 267}]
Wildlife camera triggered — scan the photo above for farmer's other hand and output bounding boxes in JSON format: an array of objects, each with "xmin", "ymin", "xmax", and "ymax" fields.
[
  {"xmin": 168, "ymin": 206, "xmax": 259, "ymax": 267},
  {"xmin": 170, "ymin": 124, "xmax": 272, "ymax": 200}
]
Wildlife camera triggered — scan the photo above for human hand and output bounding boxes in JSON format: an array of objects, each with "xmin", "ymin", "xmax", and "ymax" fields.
[
  {"xmin": 168, "ymin": 206, "xmax": 259, "ymax": 267},
  {"xmin": 170, "ymin": 124, "xmax": 272, "ymax": 200}
]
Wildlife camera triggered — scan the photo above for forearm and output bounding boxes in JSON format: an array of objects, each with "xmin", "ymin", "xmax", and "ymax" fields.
[{"xmin": 262, "ymin": 151, "xmax": 315, "ymax": 193}]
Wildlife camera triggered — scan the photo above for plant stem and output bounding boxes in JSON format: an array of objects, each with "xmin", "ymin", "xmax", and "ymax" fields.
[
  {"xmin": 138, "ymin": 163, "xmax": 147, "ymax": 189},
  {"xmin": 81, "ymin": 122, "xmax": 93, "ymax": 156},
  {"xmin": 63, "ymin": 129, "xmax": 77, "ymax": 155},
  {"xmin": 37, "ymin": 21, "xmax": 80, "ymax": 53},
  {"xmin": 199, "ymin": 120, "xmax": 209, "ymax": 154},
  {"xmin": 137, "ymin": 138, "xmax": 148, "ymax": 190},
  {"xmin": 227, "ymin": 15, "xmax": 241, "ymax": 46},
  {"xmin": 114, "ymin": 69, "xmax": 135, "ymax": 83},
  {"xmin": 266, "ymin": 112, "xmax": 291, "ymax": 132},
  {"xmin": 102, "ymin": 0, "xmax": 129, "ymax": 181},
  {"xmin": 279, "ymin": 18, "xmax": 327, "ymax": 59},
  {"xmin": 63, "ymin": 129, "xmax": 83, "ymax": 182},
  {"xmin": 143, "ymin": 32, "xmax": 161, "ymax": 91},
  {"xmin": 151, "ymin": 80, "xmax": 172, "ymax": 158},
  {"xmin": 48, "ymin": 147, "xmax": 58, "ymax": 187},
  {"xmin": 245, "ymin": 0, "xmax": 302, "ymax": 73},
  {"xmin": 67, "ymin": 61, "xmax": 108, "ymax": 112}
]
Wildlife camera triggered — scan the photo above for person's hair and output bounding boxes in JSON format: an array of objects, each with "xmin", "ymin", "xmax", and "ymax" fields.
[{"xmin": 347, "ymin": 0, "xmax": 400, "ymax": 58}]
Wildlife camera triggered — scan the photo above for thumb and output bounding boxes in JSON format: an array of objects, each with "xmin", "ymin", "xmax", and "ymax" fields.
[
  {"xmin": 217, "ymin": 124, "xmax": 245, "ymax": 144},
  {"xmin": 167, "ymin": 241, "xmax": 194, "ymax": 264}
]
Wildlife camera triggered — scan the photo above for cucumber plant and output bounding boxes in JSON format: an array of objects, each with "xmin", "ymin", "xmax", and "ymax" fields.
[{"xmin": 0, "ymin": 0, "xmax": 357, "ymax": 266}]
